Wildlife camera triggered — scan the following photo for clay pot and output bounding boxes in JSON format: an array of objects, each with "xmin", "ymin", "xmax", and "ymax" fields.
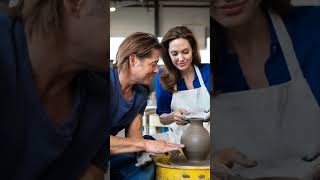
[{"xmin": 180, "ymin": 118, "xmax": 210, "ymax": 161}]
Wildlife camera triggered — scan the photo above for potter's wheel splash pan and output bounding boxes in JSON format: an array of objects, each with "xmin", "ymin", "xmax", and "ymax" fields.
[{"xmin": 154, "ymin": 154, "xmax": 210, "ymax": 180}]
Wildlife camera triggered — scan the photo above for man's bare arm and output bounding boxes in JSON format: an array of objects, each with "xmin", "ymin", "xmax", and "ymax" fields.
[
  {"xmin": 110, "ymin": 135, "xmax": 146, "ymax": 155},
  {"xmin": 127, "ymin": 114, "xmax": 144, "ymax": 139},
  {"xmin": 110, "ymin": 114, "xmax": 184, "ymax": 155}
]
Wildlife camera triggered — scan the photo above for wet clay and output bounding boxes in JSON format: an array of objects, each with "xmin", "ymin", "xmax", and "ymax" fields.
[
  {"xmin": 167, "ymin": 150, "xmax": 210, "ymax": 167},
  {"xmin": 180, "ymin": 118, "xmax": 210, "ymax": 162}
]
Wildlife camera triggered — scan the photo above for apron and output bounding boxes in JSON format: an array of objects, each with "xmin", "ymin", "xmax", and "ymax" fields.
[
  {"xmin": 169, "ymin": 65, "xmax": 210, "ymax": 144},
  {"xmin": 212, "ymin": 10, "xmax": 320, "ymax": 178}
]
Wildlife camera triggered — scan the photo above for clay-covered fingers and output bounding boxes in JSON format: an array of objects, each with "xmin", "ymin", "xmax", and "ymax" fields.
[
  {"xmin": 214, "ymin": 148, "xmax": 257, "ymax": 169},
  {"xmin": 145, "ymin": 140, "xmax": 185, "ymax": 154},
  {"xmin": 172, "ymin": 113, "xmax": 185, "ymax": 123},
  {"xmin": 173, "ymin": 109, "xmax": 189, "ymax": 125},
  {"xmin": 173, "ymin": 114, "xmax": 187, "ymax": 125},
  {"xmin": 176, "ymin": 108, "xmax": 189, "ymax": 114},
  {"xmin": 175, "ymin": 118, "xmax": 188, "ymax": 125},
  {"xmin": 174, "ymin": 108, "xmax": 189, "ymax": 118}
]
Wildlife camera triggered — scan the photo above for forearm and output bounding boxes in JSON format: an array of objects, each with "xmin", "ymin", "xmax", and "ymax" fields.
[
  {"xmin": 110, "ymin": 135, "xmax": 146, "ymax": 155},
  {"xmin": 127, "ymin": 131, "xmax": 143, "ymax": 139},
  {"xmin": 159, "ymin": 113, "xmax": 175, "ymax": 125},
  {"xmin": 127, "ymin": 114, "xmax": 144, "ymax": 139}
]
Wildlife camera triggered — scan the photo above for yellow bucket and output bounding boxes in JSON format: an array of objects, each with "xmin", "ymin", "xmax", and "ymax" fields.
[{"xmin": 154, "ymin": 154, "xmax": 210, "ymax": 180}]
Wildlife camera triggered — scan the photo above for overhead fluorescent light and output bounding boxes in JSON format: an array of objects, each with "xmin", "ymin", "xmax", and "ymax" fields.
[{"xmin": 110, "ymin": 7, "xmax": 116, "ymax": 12}]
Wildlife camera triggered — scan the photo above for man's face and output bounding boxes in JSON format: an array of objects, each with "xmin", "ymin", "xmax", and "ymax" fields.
[
  {"xmin": 131, "ymin": 49, "xmax": 160, "ymax": 86},
  {"xmin": 65, "ymin": 0, "xmax": 109, "ymax": 71}
]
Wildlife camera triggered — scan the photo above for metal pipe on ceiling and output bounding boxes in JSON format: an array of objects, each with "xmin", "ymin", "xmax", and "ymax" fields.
[{"xmin": 154, "ymin": 0, "xmax": 159, "ymax": 37}]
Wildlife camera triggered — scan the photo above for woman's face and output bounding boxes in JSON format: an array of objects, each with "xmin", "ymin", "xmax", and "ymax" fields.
[
  {"xmin": 212, "ymin": 0, "xmax": 262, "ymax": 28},
  {"xmin": 168, "ymin": 38, "xmax": 193, "ymax": 72}
]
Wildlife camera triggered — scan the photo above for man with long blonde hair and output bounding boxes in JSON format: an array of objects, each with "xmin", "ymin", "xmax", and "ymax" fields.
[{"xmin": 109, "ymin": 32, "xmax": 184, "ymax": 179}]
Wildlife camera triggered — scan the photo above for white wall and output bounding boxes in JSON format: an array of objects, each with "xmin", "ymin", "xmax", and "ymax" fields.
[
  {"xmin": 110, "ymin": 7, "xmax": 210, "ymax": 63},
  {"xmin": 111, "ymin": 7, "xmax": 209, "ymax": 38},
  {"xmin": 159, "ymin": 7, "xmax": 209, "ymax": 50},
  {"xmin": 110, "ymin": 8, "xmax": 155, "ymax": 36}
]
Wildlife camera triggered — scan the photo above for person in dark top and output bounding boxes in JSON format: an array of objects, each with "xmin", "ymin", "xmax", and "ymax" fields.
[
  {"xmin": 0, "ymin": 0, "xmax": 109, "ymax": 179},
  {"xmin": 109, "ymin": 32, "xmax": 184, "ymax": 179}
]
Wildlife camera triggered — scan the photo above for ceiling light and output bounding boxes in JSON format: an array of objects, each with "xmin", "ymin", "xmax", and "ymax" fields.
[{"xmin": 110, "ymin": 7, "xmax": 116, "ymax": 12}]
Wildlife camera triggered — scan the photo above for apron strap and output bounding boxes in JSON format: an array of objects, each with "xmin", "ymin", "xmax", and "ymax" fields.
[
  {"xmin": 268, "ymin": 10, "xmax": 303, "ymax": 81},
  {"xmin": 194, "ymin": 65, "xmax": 206, "ymax": 87}
]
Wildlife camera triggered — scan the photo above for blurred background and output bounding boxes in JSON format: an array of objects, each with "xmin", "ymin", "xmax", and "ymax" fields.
[{"xmin": 110, "ymin": 0, "xmax": 210, "ymax": 135}]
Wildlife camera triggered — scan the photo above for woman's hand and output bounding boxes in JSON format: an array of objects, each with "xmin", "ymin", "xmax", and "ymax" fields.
[
  {"xmin": 212, "ymin": 148, "xmax": 257, "ymax": 179},
  {"xmin": 171, "ymin": 108, "xmax": 190, "ymax": 125}
]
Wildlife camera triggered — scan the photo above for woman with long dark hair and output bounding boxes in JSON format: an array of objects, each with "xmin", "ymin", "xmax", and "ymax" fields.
[
  {"xmin": 154, "ymin": 26, "xmax": 210, "ymax": 143},
  {"xmin": 212, "ymin": 0, "xmax": 320, "ymax": 178}
]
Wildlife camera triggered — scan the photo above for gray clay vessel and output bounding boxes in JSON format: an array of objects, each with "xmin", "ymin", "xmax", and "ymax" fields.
[{"xmin": 180, "ymin": 118, "xmax": 210, "ymax": 161}]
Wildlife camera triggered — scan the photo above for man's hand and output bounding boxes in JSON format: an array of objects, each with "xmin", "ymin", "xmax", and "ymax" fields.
[{"xmin": 145, "ymin": 139, "xmax": 184, "ymax": 154}]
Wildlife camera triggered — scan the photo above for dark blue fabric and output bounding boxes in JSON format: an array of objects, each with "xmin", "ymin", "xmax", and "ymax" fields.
[
  {"xmin": 155, "ymin": 64, "xmax": 210, "ymax": 115},
  {"xmin": 110, "ymin": 135, "xmax": 155, "ymax": 180},
  {"xmin": 0, "ymin": 15, "xmax": 108, "ymax": 180},
  {"xmin": 215, "ymin": 7, "xmax": 320, "ymax": 106},
  {"xmin": 109, "ymin": 66, "xmax": 148, "ymax": 135}
]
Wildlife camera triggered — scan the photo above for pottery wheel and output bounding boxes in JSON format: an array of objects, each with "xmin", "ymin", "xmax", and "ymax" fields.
[
  {"xmin": 169, "ymin": 158, "xmax": 210, "ymax": 167},
  {"xmin": 167, "ymin": 151, "xmax": 210, "ymax": 167}
]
